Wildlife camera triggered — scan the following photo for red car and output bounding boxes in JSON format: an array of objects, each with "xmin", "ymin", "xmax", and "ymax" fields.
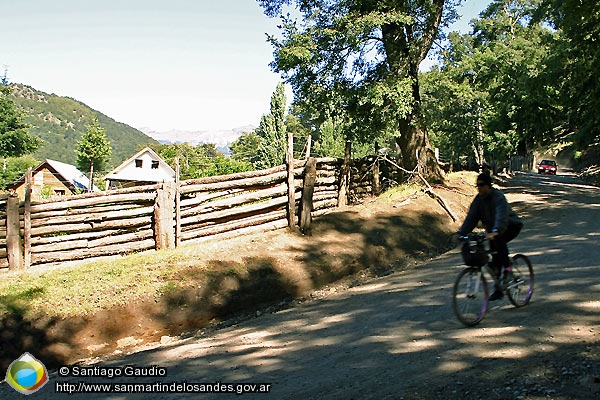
[{"xmin": 538, "ymin": 160, "xmax": 557, "ymax": 175}]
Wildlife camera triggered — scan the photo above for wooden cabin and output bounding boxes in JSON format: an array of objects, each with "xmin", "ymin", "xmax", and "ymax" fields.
[{"xmin": 7, "ymin": 159, "xmax": 98, "ymax": 200}]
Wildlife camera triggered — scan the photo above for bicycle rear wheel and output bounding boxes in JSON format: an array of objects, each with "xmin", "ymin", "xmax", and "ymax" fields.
[
  {"xmin": 506, "ymin": 254, "xmax": 534, "ymax": 307},
  {"xmin": 453, "ymin": 267, "xmax": 489, "ymax": 326}
]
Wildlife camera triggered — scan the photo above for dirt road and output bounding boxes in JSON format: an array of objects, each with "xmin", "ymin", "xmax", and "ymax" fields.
[{"xmin": 3, "ymin": 172, "xmax": 599, "ymax": 399}]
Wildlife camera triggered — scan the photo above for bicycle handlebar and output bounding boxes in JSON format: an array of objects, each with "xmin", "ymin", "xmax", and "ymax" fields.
[
  {"xmin": 459, "ymin": 233, "xmax": 486, "ymax": 239},
  {"xmin": 457, "ymin": 233, "xmax": 488, "ymax": 243}
]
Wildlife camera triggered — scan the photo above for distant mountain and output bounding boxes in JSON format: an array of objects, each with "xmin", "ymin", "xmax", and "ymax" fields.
[
  {"xmin": 8, "ymin": 83, "xmax": 159, "ymax": 167},
  {"xmin": 140, "ymin": 125, "xmax": 255, "ymax": 155}
]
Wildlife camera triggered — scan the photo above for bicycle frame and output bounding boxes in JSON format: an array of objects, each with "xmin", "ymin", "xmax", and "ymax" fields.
[{"xmin": 453, "ymin": 233, "xmax": 534, "ymax": 326}]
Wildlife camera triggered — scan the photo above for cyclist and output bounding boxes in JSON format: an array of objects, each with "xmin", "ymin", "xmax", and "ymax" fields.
[{"xmin": 453, "ymin": 173, "xmax": 523, "ymax": 300}]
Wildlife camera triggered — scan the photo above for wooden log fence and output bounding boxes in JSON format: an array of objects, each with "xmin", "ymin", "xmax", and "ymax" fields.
[
  {"xmin": 0, "ymin": 151, "xmax": 397, "ymax": 271},
  {"xmin": 0, "ymin": 195, "xmax": 11, "ymax": 269}
]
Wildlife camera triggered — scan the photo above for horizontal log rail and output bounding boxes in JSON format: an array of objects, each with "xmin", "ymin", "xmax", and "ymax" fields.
[
  {"xmin": 28, "ymin": 192, "xmax": 157, "ymax": 213},
  {"xmin": 31, "ymin": 239, "xmax": 156, "ymax": 265},
  {"xmin": 30, "ymin": 206, "xmax": 154, "ymax": 228}
]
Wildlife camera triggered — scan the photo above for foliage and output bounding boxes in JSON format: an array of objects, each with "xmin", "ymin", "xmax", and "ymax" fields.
[
  {"xmin": 8, "ymin": 84, "xmax": 158, "ymax": 167},
  {"xmin": 258, "ymin": 0, "xmax": 457, "ymax": 180},
  {"xmin": 0, "ymin": 155, "xmax": 39, "ymax": 189},
  {"xmin": 255, "ymin": 82, "xmax": 288, "ymax": 169},
  {"xmin": 0, "ymin": 86, "xmax": 41, "ymax": 166},
  {"xmin": 39, "ymin": 185, "xmax": 57, "ymax": 199},
  {"xmin": 536, "ymin": 0, "xmax": 600, "ymax": 147},
  {"xmin": 421, "ymin": 0, "xmax": 561, "ymax": 169},
  {"xmin": 204, "ymin": 155, "xmax": 253, "ymax": 177},
  {"xmin": 421, "ymin": 0, "xmax": 599, "ymax": 170},
  {"xmin": 312, "ymin": 116, "xmax": 372, "ymax": 158},
  {"xmin": 76, "ymin": 115, "xmax": 112, "ymax": 188},
  {"xmin": 284, "ymin": 112, "xmax": 312, "ymax": 158},
  {"xmin": 230, "ymin": 83, "xmax": 320, "ymax": 168},
  {"xmin": 151, "ymin": 143, "xmax": 252, "ymax": 180},
  {"xmin": 230, "ymin": 131, "xmax": 263, "ymax": 165},
  {"xmin": 313, "ymin": 117, "xmax": 346, "ymax": 158}
]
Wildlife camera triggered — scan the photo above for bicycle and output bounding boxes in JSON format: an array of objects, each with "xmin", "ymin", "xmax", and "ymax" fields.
[{"xmin": 452, "ymin": 233, "xmax": 534, "ymax": 326}]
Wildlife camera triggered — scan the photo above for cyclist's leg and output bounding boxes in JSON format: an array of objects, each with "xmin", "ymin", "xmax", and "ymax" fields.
[
  {"xmin": 495, "ymin": 223, "xmax": 523, "ymax": 275},
  {"xmin": 489, "ymin": 238, "xmax": 506, "ymax": 277}
]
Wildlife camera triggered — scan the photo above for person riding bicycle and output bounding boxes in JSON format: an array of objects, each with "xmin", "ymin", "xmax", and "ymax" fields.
[{"xmin": 454, "ymin": 172, "xmax": 523, "ymax": 300}]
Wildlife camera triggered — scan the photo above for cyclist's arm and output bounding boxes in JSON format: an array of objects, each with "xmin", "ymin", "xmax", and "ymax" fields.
[
  {"xmin": 458, "ymin": 198, "xmax": 479, "ymax": 235},
  {"xmin": 492, "ymin": 190, "xmax": 509, "ymax": 234}
]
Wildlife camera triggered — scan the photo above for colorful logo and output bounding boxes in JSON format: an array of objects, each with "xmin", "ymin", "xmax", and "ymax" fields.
[{"xmin": 5, "ymin": 353, "xmax": 49, "ymax": 395}]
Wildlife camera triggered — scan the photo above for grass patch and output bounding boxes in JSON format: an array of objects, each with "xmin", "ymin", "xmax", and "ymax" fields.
[
  {"xmin": 378, "ymin": 183, "xmax": 422, "ymax": 203},
  {"xmin": 0, "ymin": 245, "xmax": 212, "ymax": 320},
  {"xmin": 446, "ymin": 170, "xmax": 477, "ymax": 183}
]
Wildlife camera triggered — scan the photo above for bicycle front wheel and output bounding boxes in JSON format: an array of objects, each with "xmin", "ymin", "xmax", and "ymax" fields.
[
  {"xmin": 506, "ymin": 254, "xmax": 534, "ymax": 307},
  {"xmin": 453, "ymin": 267, "xmax": 489, "ymax": 326}
]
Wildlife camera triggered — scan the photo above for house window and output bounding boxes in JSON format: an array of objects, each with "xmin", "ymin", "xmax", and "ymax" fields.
[
  {"xmin": 151, "ymin": 160, "xmax": 159, "ymax": 169},
  {"xmin": 54, "ymin": 189, "xmax": 66, "ymax": 196},
  {"xmin": 135, "ymin": 159, "xmax": 143, "ymax": 168}
]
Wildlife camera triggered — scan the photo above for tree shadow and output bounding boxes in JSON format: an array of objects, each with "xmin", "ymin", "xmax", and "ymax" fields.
[{"xmin": 0, "ymin": 288, "xmax": 67, "ymax": 371}]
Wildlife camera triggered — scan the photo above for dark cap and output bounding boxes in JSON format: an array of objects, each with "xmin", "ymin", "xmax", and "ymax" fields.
[{"xmin": 477, "ymin": 173, "xmax": 492, "ymax": 186}]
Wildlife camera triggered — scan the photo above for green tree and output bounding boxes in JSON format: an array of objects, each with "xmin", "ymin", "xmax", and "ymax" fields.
[
  {"xmin": 0, "ymin": 155, "xmax": 39, "ymax": 189},
  {"xmin": 230, "ymin": 131, "xmax": 262, "ymax": 165},
  {"xmin": 314, "ymin": 117, "xmax": 346, "ymax": 158},
  {"xmin": 76, "ymin": 115, "xmax": 112, "ymax": 191},
  {"xmin": 258, "ymin": 0, "xmax": 458, "ymax": 181},
  {"xmin": 255, "ymin": 82, "xmax": 288, "ymax": 169},
  {"xmin": 1, "ymin": 67, "xmax": 8, "ymax": 85},
  {"xmin": 0, "ymin": 86, "xmax": 41, "ymax": 171},
  {"xmin": 472, "ymin": 0, "xmax": 559, "ymax": 155},
  {"xmin": 422, "ymin": 0, "xmax": 559, "ymax": 169},
  {"xmin": 152, "ymin": 142, "xmax": 252, "ymax": 180},
  {"xmin": 537, "ymin": 0, "xmax": 600, "ymax": 148}
]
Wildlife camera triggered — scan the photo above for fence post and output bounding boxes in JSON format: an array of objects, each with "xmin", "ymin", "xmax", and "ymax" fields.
[
  {"xmin": 373, "ymin": 142, "xmax": 381, "ymax": 196},
  {"xmin": 154, "ymin": 181, "xmax": 176, "ymax": 250},
  {"xmin": 337, "ymin": 140, "xmax": 352, "ymax": 207},
  {"xmin": 6, "ymin": 193, "xmax": 23, "ymax": 270},
  {"xmin": 300, "ymin": 157, "xmax": 317, "ymax": 235},
  {"xmin": 305, "ymin": 134, "xmax": 312, "ymax": 159},
  {"xmin": 174, "ymin": 158, "xmax": 181, "ymax": 247},
  {"xmin": 23, "ymin": 168, "xmax": 32, "ymax": 268},
  {"xmin": 286, "ymin": 131, "xmax": 297, "ymax": 230}
]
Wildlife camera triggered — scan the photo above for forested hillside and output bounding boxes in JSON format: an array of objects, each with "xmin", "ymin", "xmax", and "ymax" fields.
[{"xmin": 9, "ymin": 84, "xmax": 158, "ymax": 167}]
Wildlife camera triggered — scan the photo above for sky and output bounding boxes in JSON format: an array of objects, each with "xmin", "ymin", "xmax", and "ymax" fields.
[{"xmin": 1, "ymin": 0, "xmax": 490, "ymax": 133}]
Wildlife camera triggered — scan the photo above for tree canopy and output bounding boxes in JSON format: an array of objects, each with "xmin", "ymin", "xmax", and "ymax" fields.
[
  {"xmin": 255, "ymin": 82, "xmax": 288, "ymax": 169},
  {"xmin": 258, "ymin": 0, "xmax": 462, "ymax": 181},
  {"xmin": 421, "ymin": 0, "xmax": 559, "ymax": 169},
  {"xmin": 420, "ymin": 0, "xmax": 599, "ymax": 171},
  {"xmin": 536, "ymin": 0, "xmax": 600, "ymax": 148},
  {"xmin": 152, "ymin": 142, "xmax": 252, "ymax": 180},
  {"xmin": 0, "ymin": 86, "xmax": 41, "ymax": 169},
  {"xmin": 76, "ymin": 116, "xmax": 112, "ymax": 190}
]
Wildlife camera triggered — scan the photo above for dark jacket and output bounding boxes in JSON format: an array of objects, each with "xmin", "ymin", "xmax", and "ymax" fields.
[{"xmin": 458, "ymin": 187, "xmax": 522, "ymax": 235}]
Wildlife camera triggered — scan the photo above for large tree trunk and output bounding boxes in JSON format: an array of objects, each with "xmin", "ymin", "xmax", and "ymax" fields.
[
  {"xmin": 395, "ymin": 119, "xmax": 444, "ymax": 182},
  {"xmin": 381, "ymin": 0, "xmax": 446, "ymax": 183},
  {"xmin": 388, "ymin": 62, "xmax": 444, "ymax": 182}
]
